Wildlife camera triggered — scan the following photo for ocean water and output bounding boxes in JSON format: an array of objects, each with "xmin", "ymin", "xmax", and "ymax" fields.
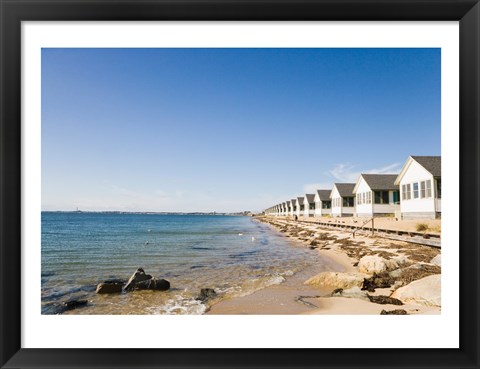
[{"xmin": 41, "ymin": 212, "xmax": 327, "ymax": 314}]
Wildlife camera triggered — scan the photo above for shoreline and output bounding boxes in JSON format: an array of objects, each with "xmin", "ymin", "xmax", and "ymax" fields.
[{"xmin": 207, "ymin": 215, "xmax": 441, "ymax": 315}]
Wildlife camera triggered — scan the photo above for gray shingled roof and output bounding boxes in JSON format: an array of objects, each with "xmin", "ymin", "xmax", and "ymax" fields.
[
  {"xmin": 361, "ymin": 174, "xmax": 399, "ymax": 191},
  {"xmin": 334, "ymin": 183, "xmax": 355, "ymax": 197},
  {"xmin": 296, "ymin": 197, "xmax": 304, "ymax": 204},
  {"xmin": 304, "ymin": 194, "xmax": 315, "ymax": 203},
  {"xmin": 412, "ymin": 156, "xmax": 441, "ymax": 177},
  {"xmin": 316, "ymin": 190, "xmax": 331, "ymax": 201}
]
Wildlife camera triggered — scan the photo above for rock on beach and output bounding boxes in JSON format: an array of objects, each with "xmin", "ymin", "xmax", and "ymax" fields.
[
  {"xmin": 430, "ymin": 254, "xmax": 441, "ymax": 266},
  {"xmin": 96, "ymin": 280, "xmax": 125, "ymax": 294},
  {"xmin": 305, "ymin": 272, "xmax": 365, "ymax": 289},
  {"xmin": 358, "ymin": 255, "xmax": 398, "ymax": 275},
  {"xmin": 391, "ymin": 274, "xmax": 441, "ymax": 307}
]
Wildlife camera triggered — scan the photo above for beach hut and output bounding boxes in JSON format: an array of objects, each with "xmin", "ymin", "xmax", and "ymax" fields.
[
  {"xmin": 295, "ymin": 197, "xmax": 304, "ymax": 218},
  {"xmin": 289, "ymin": 199, "xmax": 296, "ymax": 217},
  {"xmin": 314, "ymin": 190, "xmax": 332, "ymax": 217},
  {"xmin": 330, "ymin": 183, "xmax": 355, "ymax": 217},
  {"xmin": 353, "ymin": 174, "xmax": 400, "ymax": 217},
  {"xmin": 394, "ymin": 156, "xmax": 441, "ymax": 219},
  {"xmin": 286, "ymin": 200, "xmax": 293, "ymax": 217},
  {"xmin": 303, "ymin": 194, "xmax": 316, "ymax": 217}
]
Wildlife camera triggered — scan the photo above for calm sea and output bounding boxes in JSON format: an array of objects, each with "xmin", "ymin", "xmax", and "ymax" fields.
[{"xmin": 41, "ymin": 212, "xmax": 327, "ymax": 314}]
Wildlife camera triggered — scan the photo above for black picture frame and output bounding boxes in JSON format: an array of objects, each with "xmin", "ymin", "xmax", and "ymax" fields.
[{"xmin": 1, "ymin": 1, "xmax": 479, "ymax": 368}]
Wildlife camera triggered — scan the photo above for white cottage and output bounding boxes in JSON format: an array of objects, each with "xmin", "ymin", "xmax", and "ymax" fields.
[
  {"xmin": 303, "ymin": 194, "xmax": 316, "ymax": 217},
  {"xmin": 285, "ymin": 200, "xmax": 292, "ymax": 217},
  {"xmin": 330, "ymin": 183, "xmax": 355, "ymax": 217},
  {"xmin": 290, "ymin": 199, "xmax": 297, "ymax": 217},
  {"xmin": 295, "ymin": 197, "xmax": 304, "ymax": 218},
  {"xmin": 394, "ymin": 156, "xmax": 441, "ymax": 219},
  {"xmin": 353, "ymin": 174, "xmax": 400, "ymax": 217},
  {"xmin": 280, "ymin": 202, "xmax": 286, "ymax": 216},
  {"xmin": 314, "ymin": 190, "xmax": 332, "ymax": 217}
]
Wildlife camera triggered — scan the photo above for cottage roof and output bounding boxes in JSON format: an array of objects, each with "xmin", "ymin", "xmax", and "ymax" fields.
[
  {"xmin": 316, "ymin": 190, "xmax": 331, "ymax": 201},
  {"xmin": 412, "ymin": 156, "xmax": 441, "ymax": 177},
  {"xmin": 360, "ymin": 174, "xmax": 399, "ymax": 191},
  {"xmin": 304, "ymin": 194, "xmax": 315, "ymax": 203},
  {"xmin": 394, "ymin": 155, "xmax": 441, "ymax": 185},
  {"xmin": 333, "ymin": 183, "xmax": 355, "ymax": 197},
  {"xmin": 296, "ymin": 197, "xmax": 304, "ymax": 204}
]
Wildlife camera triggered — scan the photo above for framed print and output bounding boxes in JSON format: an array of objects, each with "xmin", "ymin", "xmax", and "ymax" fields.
[{"xmin": 1, "ymin": 0, "xmax": 479, "ymax": 368}]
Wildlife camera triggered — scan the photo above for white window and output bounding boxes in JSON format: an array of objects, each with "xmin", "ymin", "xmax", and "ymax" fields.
[
  {"xmin": 426, "ymin": 180, "xmax": 432, "ymax": 197},
  {"xmin": 420, "ymin": 181, "xmax": 426, "ymax": 198},
  {"xmin": 406, "ymin": 184, "xmax": 411, "ymax": 200},
  {"xmin": 413, "ymin": 182, "xmax": 419, "ymax": 199}
]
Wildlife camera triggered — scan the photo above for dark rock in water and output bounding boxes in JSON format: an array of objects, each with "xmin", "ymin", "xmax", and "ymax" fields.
[
  {"xmin": 96, "ymin": 281, "xmax": 125, "ymax": 294},
  {"xmin": 124, "ymin": 268, "xmax": 153, "ymax": 291},
  {"xmin": 103, "ymin": 279, "xmax": 126, "ymax": 284},
  {"xmin": 380, "ymin": 309, "xmax": 408, "ymax": 315},
  {"xmin": 368, "ymin": 295, "xmax": 403, "ymax": 305},
  {"xmin": 196, "ymin": 288, "xmax": 217, "ymax": 302},
  {"xmin": 362, "ymin": 273, "xmax": 395, "ymax": 292},
  {"xmin": 134, "ymin": 278, "xmax": 170, "ymax": 291},
  {"xmin": 62, "ymin": 299, "xmax": 88, "ymax": 311}
]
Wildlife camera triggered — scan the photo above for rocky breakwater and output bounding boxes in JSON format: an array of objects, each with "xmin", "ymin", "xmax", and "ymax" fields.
[
  {"xmin": 256, "ymin": 216, "xmax": 441, "ymax": 314},
  {"xmin": 305, "ymin": 253, "xmax": 441, "ymax": 314}
]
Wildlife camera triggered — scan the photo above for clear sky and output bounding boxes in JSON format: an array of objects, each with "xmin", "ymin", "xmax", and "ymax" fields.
[{"xmin": 42, "ymin": 48, "xmax": 440, "ymax": 213}]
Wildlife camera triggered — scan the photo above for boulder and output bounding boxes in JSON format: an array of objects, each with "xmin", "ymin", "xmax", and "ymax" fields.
[
  {"xmin": 358, "ymin": 255, "xmax": 398, "ymax": 275},
  {"xmin": 391, "ymin": 274, "xmax": 441, "ymax": 307},
  {"xmin": 96, "ymin": 281, "xmax": 125, "ymax": 294},
  {"xmin": 389, "ymin": 268, "xmax": 403, "ymax": 278},
  {"xmin": 304, "ymin": 272, "xmax": 365, "ymax": 289},
  {"xmin": 123, "ymin": 268, "xmax": 170, "ymax": 292},
  {"xmin": 391, "ymin": 255, "xmax": 411, "ymax": 267},
  {"xmin": 196, "ymin": 288, "xmax": 217, "ymax": 302},
  {"xmin": 430, "ymin": 254, "xmax": 441, "ymax": 266},
  {"xmin": 124, "ymin": 268, "xmax": 154, "ymax": 291},
  {"xmin": 134, "ymin": 278, "xmax": 170, "ymax": 291}
]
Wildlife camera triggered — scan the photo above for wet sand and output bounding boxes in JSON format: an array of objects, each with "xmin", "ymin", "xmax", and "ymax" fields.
[{"xmin": 207, "ymin": 264, "xmax": 334, "ymax": 314}]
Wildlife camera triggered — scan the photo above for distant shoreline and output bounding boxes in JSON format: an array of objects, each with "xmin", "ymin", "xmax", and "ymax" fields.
[{"xmin": 41, "ymin": 210, "xmax": 250, "ymax": 216}]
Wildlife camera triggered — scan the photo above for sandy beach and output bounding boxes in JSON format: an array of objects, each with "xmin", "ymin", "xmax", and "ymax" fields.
[{"xmin": 207, "ymin": 215, "xmax": 441, "ymax": 315}]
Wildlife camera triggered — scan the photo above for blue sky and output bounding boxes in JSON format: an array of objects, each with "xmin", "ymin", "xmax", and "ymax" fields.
[{"xmin": 42, "ymin": 48, "xmax": 440, "ymax": 212}]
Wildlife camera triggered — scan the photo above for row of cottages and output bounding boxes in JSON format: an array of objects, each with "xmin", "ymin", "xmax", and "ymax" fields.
[{"xmin": 264, "ymin": 155, "xmax": 441, "ymax": 220}]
